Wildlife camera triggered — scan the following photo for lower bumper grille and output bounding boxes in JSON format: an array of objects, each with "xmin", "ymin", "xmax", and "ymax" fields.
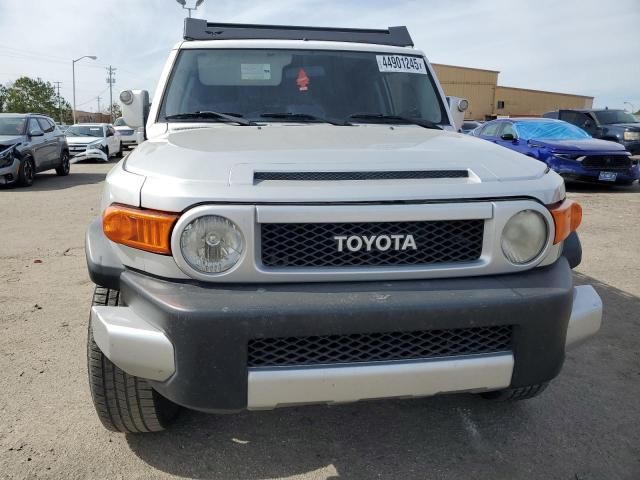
[
  {"xmin": 261, "ymin": 220, "xmax": 484, "ymax": 268},
  {"xmin": 581, "ymin": 155, "xmax": 631, "ymax": 170},
  {"xmin": 248, "ymin": 325, "xmax": 513, "ymax": 367}
]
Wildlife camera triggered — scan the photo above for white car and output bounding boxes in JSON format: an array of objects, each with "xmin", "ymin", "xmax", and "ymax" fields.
[
  {"xmin": 65, "ymin": 123, "xmax": 121, "ymax": 162},
  {"xmin": 85, "ymin": 19, "xmax": 602, "ymax": 433},
  {"xmin": 113, "ymin": 117, "xmax": 143, "ymax": 150}
]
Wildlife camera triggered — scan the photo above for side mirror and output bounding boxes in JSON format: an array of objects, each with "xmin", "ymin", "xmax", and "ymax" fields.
[
  {"xmin": 29, "ymin": 128, "xmax": 44, "ymax": 137},
  {"xmin": 500, "ymin": 133, "xmax": 516, "ymax": 141},
  {"xmin": 446, "ymin": 96, "xmax": 469, "ymax": 132},
  {"xmin": 119, "ymin": 89, "xmax": 150, "ymax": 129}
]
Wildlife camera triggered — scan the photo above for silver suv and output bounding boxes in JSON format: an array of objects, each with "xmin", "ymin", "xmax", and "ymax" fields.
[
  {"xmin": 0, "ymin": 113, "xmax": 70, "ymax": 187},
  {"xmin": 85, "ymin": 20, "xmax": 602, "ymax": 433}
]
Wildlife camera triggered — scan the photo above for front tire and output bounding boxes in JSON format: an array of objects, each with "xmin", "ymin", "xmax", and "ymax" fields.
[
  {"xmin": 87, "ymin": 287, "xmax": 180, "ymax": 433},
  {"xmin": 18, "ymin": 156, "xmax": 35, "ymax": 187},
  {"xmin": 55, "ymin": 151, "xmax": 70, "ymax": 176},
  {"xmin": 480, "ymin": 382, "xmax": 548, "ymax": 401}
]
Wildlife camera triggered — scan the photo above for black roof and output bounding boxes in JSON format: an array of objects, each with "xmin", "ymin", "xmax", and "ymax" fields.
[{"xmin": 183, "ymin": 18, "xmax": 414, "ymax": 47}]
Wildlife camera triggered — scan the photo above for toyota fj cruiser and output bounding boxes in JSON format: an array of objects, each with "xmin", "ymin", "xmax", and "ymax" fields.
[{"xmin": 85, "ymin": 19, "xmax": 603, "ymax": 433}]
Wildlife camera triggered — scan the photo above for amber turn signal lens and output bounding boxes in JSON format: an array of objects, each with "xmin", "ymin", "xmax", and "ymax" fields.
[
  {"xmin": 550, "ymin": 199, "xmax": 582, "ymax": 244},
  {"xmin": 103, "ymin": 204, "xmax": 179, "ymax": 255}
]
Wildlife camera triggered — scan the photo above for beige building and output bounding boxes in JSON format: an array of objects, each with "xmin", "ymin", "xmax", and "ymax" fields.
[{"xmin": 432, "ymin": 63, "xmax": 593, "ymax": 120}]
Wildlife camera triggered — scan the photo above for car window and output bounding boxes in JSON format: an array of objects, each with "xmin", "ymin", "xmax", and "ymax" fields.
[
  {"xmin": 114, "ymin": 117, "xmax": 127, "ymax": 127},
  {"xmin": 0, "ymin": 117, "xmax": 27, "ymax": 135},
  {"xmin": 480, "ymin": 122, "xmax": 500, "ymax": 137},
  {"xmin": 28, "ymin": 118, "xmax": 41, "ymax": 134},
  {"xmin": 160, "ymin": 49, "xmax": 449, "ymax": 125},
  {"xmin": 514, "ymin": 121, "xmax": 591, "ymax": 140},
  {"xmin": 499, "ymin": 123, "xmax": 517, "ymax": 138},
  {"xmin": 560, "ymin": 111, "xmax": 592, "ymax": 129},
  {"xmin": 37, "ymin": 118, "xmax": 54, "ymax": 133},
  {"xmin": 65, "ymin": 125, "xmax": 105, "ymax": 137}
]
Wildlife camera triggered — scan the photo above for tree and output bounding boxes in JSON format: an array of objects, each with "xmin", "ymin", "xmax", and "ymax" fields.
[
  {"xmin": 3, "ymin": 76, "xmax": 72, "ymax": 123},
  {"xmin": 0, "ymin": 85, "xmax": 7, "ymax": 112},
  {"xmin": 108, "ymin": 102, "xmax": 122, "ymax": 120}
]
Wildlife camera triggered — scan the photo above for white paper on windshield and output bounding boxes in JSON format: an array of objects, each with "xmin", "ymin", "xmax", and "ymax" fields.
[
  {"xmin": 241, "ymin": 64, "xmax": 272, "ymax": 81},
  {"xmin": 376, "ymin": 55, "xmax": 427, "ymax": 74}
]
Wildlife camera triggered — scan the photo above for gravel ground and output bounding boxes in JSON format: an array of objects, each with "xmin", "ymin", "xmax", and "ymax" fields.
[{"xmin": 0, "ymin": 161, "xmax": 639, "ymax": 480}]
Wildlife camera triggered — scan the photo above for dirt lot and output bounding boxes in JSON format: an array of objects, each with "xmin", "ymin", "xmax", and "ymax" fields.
[{"xmin": 1, "ymin": 161, "xmax": 639, "ymax": 479}]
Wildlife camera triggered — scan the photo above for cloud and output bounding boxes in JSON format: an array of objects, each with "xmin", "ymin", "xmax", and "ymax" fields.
[{"xmin": 0, "ymin": 0, "xmax": 638, "ymax": 111}]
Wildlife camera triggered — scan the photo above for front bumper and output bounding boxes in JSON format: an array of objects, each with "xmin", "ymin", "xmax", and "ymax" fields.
[
  {"xmin": 70, "ymin": 148, "xmax": 108, "ymax": 163},
  {"xmin": 90, "ymin": 258, "xmax": 602, "ymax": 412},
  {"xmin": 0, "ymin": 158, "xmax": 20, "ymax": 185},
  {"xmin": 550, "ymin": 157, "xmax": 640, "ymax": 185}
]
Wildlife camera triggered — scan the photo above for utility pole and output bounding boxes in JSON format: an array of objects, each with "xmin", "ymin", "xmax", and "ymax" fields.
[
  {"xmin": 106, "ymin": 66, "xmax": 117, "ymax": 122},
  {"xmin": 97, "ymin": 96, "xmax": 101, "ymax": 121},
  {"xmin": 53, "ymin": 81, "xmax": 62, "ymax": 123}
]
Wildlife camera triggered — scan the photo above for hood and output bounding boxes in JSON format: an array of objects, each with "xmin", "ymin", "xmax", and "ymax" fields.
[
  {"xmin": 605, "ymin": 123, "xmax": 640, "ymax": 130},
  {"xmin": 529, "ymin": 137, "xmax": 628, "ymax": 153},
  {"xmin": 123, "ymin": 125, "xmax": 564, "ymax": 210},
  {"xmin": 0, "ymin": 135, "xmax": 23, "ymax": 146},
  {"xmin": 66, "ymin": 136, "xmax": 102, "ymax": 144}
]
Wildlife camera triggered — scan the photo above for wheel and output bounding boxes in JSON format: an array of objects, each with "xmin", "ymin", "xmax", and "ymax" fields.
[
  {"xmin": 87, "ymin": 286, "xmax": 180, "ymax": 433},
  {"xmin": 103, "ymin": 146, "xmax": 110, "ymax": 161},
  {"xmin": 55, "ymin": 150, "xmax": 70, "ymax": 176},
  {"xmin": 116, "ymin": 142, "xmax": 122, "ymax": 158},
  {"xmin": 17, "ymin": 156, "xmax": 35, "ymax": 187},
  {"xmin": 479, "ymin": 383, "xmax": 548, "ymax": 401}
]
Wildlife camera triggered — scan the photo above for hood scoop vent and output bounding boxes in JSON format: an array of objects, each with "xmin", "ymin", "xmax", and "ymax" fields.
[{"xmin": 254, "ymin": 170, "xmax": 469, "ymax": 183}]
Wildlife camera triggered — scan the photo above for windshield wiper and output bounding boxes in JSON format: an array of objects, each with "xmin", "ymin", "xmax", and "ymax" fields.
[
  {"xmin": 259, "ymin": 112, "xmax": 350, "ymax": 126},
  {"xmin": 346, "ymin": 113, "xmax": 442, "ymax": 130},
  {"xmin": 165, "ymin": 111, "xmax": 255, "ymax": 126}
]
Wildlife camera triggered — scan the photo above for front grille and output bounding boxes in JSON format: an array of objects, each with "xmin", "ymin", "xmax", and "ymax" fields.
[
  {"xmin": 119, "ymin": 129, "xmax": 135, "ymax": 136},
  {"xmin": 248, "ymin": 325, "xmax": 513, "ymax": 367},
  {"xmin": 261, "ymin": 220, "xmax": 484, "ymax": 268},
  {"xmin": 581, "ymin": 155, "xmax": 631, "ymax": 170},
  {"xmin": 254, "ymin": 170, "xmax": 468, "ymax": 182}
]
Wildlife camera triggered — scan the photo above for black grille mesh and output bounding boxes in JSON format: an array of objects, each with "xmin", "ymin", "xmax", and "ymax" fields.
[
  {"xmin": 254, "ymin": 170, "xmax": 468, "ymax": 182},
  {"xmin": 581, "ymin": 156, "xmax": 631, "ymax": 170},
  {"xmin": 261, "ymin": 220, "xmax": 484, "ymax": 268},
  {"xmin": 248, "ymin": 326, "xmax": 513, "ymax": 367}
]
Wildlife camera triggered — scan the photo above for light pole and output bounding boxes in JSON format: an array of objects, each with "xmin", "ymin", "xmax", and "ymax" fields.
[
  {"xmin": 72, "ymin": 55, "xmax": 97, "ymax": 124},
  {"xmin": 176, "ymin": 0, "xmax": 204, "ymax": 18}
]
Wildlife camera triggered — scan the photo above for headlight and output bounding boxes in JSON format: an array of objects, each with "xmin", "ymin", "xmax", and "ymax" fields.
[
  {"xmin": 179, "ymin": 215, "xmax": 244, "ymax": 273},
  {"xmin": 623, "ymin": 131, "xmax": 640, "ymax": 141},
  {"xmin": 88, "ymin": 140, "xmax": 103, "ymax": 150},
  {"xmin": 501, "ymin": 210, "xmax": 548, "ymax": 264},
  {"xmin": 0, "ymin": 149, "xmax": 14, "ymax": 167}
]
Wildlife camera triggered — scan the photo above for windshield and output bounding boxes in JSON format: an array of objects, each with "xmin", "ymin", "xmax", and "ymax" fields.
[
  {"xmin": 0, "ymin": 117, "xmax": 27, "ymax": 136},
  {"xmin": 66, "ymin": 125, "xmax": 104, "ymax": 137},
  {"xmin": 514, "ymin": 121, "xmax": 591, "ymax": 140},
  {"xmin": 113, "ymin": 117, "xmax": 127, "ymax": 127},
  {"xmin": 159, "ymin": 49, "xmax": 448, "ymax": 125},
  {"xmin": 593, "ymin": 110, "xmax": 638, "ymax": 125}
]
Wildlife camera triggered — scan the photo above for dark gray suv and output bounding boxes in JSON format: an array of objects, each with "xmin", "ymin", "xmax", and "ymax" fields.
[{"xmin": 0, "ymin": 113, "xmax": 70, "ymax": 187}]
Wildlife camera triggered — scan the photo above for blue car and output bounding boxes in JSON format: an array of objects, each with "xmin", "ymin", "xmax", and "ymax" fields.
[{"xmin": 472, "ymin": 118, "xmax": 640, "ymax": 185}]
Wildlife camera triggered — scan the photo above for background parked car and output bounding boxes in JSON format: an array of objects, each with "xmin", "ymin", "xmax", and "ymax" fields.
[
  {"xmin": 543, "ymin": 109, "xmax": 640, "ymax": 155},
  {"xmin": 0, "ymin": 113, "xmax": 70, "ymax": 187},
  {"xmin": 65, "ymin": 123, "xmax": 121, "ymax": 162},
  {"xmin": 460, "ymin": 120, "xmax": 483, "ymax": 134},
  {"xmin": 113, "ymin": 117, "xmax": 143, "ymax": 151},
  {"xmin": 473, "ymin": 118, "xmax": 639, "ymax": 185}
]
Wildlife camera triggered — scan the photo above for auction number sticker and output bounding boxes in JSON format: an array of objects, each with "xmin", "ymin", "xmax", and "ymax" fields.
[{"xmin": 377, "ymin": 55, "xmax": 427, "ymax": 74}]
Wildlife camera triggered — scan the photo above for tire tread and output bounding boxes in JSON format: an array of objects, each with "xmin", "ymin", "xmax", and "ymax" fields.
[{"xmin": 87, "ymin": 286, "xmax": 178, "ymax": 433}]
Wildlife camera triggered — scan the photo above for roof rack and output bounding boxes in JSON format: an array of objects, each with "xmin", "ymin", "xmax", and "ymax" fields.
[{"xmin": 183, "ymin": 18, "xmax": 414, "ymax": 47}]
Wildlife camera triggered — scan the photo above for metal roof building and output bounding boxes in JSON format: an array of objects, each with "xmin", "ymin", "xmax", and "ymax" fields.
[{"xmin": 432, "ymin": 63, "xmax": 593, "ymax": 120}]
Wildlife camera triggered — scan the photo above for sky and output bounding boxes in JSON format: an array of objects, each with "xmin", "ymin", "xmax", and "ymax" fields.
[{"xmin": 0, "ymin": 0, "xmax": 638, "ymax": 113}]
